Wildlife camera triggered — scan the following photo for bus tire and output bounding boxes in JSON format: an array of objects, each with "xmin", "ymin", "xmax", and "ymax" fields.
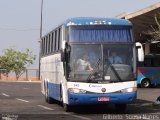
[
  {"xmin": 115, "ymin": 104, "xmax": 127, "ymax": 113},
  {"xmin": 141, "ymin": 79, "xmax": 151, "ymax": 88},
  {"xmin": 60, "ymin": 85, "xmax": 71, "ymax": 112},
  {"xmin": 63, "ymin": 103, "xmax": 71, "ymax": 112},
  {"xmin": 45, "ymin": 82, "xmax": 55, "ymax": 104}
]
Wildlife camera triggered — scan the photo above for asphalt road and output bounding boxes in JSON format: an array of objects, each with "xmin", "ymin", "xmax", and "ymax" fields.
[{"xmin": 0, "ymin": 81, "xmax": 160, "ymax": 120}]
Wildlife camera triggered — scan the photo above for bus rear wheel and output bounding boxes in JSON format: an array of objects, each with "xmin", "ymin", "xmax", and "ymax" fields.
[
  {"xmin": 141, "ymin": 79, "xmax": 151, "ymax": 88},
  {"xmin": 45, "ymin": 83, "xmax": 55, "ymax": 104}
]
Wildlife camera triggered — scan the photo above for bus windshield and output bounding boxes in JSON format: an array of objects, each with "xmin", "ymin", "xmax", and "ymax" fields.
[{"xmin": 68, "ymin": 44, "xmax": 135, "ymax": 82}]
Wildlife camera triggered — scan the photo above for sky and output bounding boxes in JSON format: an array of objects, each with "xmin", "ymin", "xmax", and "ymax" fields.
[{"xmin": 0, "ymin": 0, "xmax": 159, "ymax": 68}]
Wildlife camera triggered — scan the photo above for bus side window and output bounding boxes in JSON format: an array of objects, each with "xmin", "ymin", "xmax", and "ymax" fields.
[
  {"xmin": 44, "ymin": 37, "xmax": 46, "ymax": 55},
  {"xmin": 52, "ymin": 32, "xmax": 55, "ymax": 52},
  {"xmin": 46, "ymin": 36, "xmax": 48, "ymax": 54},
  {"xmin": 51, "ymin": 33, "xmax": 53, "ymax": 53},
  {"xmin": 50, "ymin": 34, "xmax": 52, "ymax": 53},
  {"xmin": 48, "ymin": 34, "xmax": 51, "ymax": 53},
  {"xmin": 54, "ymin": 31, "xmax": 57, "ymax": 51},
  {"xmin": 158, "ymin": 58, "xmax": 160, "ymax": 67},
  {"xmin": 56, "ymin": 29, "xmax": 59, "ymax": 51},
  {"xmin": 144, "ymin": 58, "xmax": 152, "ymax": 67},
  {"xmin": 153, "ymin": 58, "xmax": 160, "ymax": 67},
  {"xmin": 58, "ymin": 28, "xmax": 62, "ymax": 50},
  {"xmin": 41, "ymin": 38, "xmax": 44, "ymax": 55}
]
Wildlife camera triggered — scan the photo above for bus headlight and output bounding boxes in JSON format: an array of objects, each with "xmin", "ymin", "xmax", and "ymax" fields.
[
  {"xmin": 121, "ymin": 87, "xmax": 137, "ymax": 93},
  {"xmin": 68, "ymin": 88, "xmax": 87, "ymax": 94}
]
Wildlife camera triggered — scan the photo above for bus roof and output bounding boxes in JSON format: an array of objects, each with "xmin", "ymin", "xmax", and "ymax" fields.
[{"xmin": 64, "ymin": 17, "xmax": 132, "ymax": 26}]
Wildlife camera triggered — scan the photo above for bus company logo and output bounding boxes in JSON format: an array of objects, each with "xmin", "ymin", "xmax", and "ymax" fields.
[
  {"xmin": 89, "ymin": 84, "xmax": 102, "ymax": 88},
  {"xmin": 101, "ymin": 88, "xmax": 106, "ymax": 92}
]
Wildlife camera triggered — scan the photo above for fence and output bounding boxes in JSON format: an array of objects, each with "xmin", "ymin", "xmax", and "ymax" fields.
[{"xmin": 0, "ymin": 69, "xmax": 40, "ymax": 81}]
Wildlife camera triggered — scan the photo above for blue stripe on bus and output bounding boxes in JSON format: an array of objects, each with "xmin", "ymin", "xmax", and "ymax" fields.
[
  {"xmin": 47, "ymin": 82, "xmax": 61, "ymax": 101},
  {"xmin": 151, "ymin": 80, "xmax": 160, "ymax": 85},
  {"xmin": 68, "ymin": 92, "xmax": 136, "ymax": 105}
]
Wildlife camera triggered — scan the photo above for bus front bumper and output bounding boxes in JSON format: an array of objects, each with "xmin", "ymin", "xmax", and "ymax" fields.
[{"xmin": 68, "ymin": 92, "xmax": 137, "ymax": 105}]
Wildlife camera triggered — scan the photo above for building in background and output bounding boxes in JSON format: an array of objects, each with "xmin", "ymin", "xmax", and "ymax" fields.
[{"xmin": 116, "ymin": 2, "xmax": 160, "ymax": 55}]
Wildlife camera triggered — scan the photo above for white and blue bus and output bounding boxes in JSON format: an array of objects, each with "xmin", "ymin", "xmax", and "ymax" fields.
[
  {"xmin": 40, "ymin": 17, "xmax": 137, "ymax": 112},
  {"xmin": 137, "ymin": 54, "xmax": 160, "ymax": 88}
]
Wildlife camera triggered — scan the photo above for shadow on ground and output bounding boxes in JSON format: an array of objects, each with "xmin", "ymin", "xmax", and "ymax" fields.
[{"xmin": 61, "ymin": 99, "xmax": 160, "ymax": 114}]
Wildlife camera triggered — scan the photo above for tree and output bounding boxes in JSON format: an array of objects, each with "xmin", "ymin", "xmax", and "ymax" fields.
[
  {"xmin": 0, "ymin": 48, "xmax": 36, "ymax": 80},
  {"xmin": 147, "ymin": 13, "xmax": 160, "ymax": 41},
  {"xmin": 13, "ymin": 49, "xmax": 36, "ymax": 80},
  {"xmin": 0, "ymin": 49, "xmax": 16, "ymax": 77}
]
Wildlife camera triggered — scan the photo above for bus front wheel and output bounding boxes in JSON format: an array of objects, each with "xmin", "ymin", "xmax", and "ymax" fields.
[
  {"xmin": 60, "ymin": 86, "xmax": 71, "ymax": 112},
  {"xmin": 141, "ymin": 79, "xmax": 151, "ymax": 88},
  {"xmin": 63, "ymin": 103, "xmax": 71, "ymax": 112}
]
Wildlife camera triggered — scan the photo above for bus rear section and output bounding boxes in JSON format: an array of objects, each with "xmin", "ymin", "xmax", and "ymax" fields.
[{"xmin": 137, "ymin": 54, "xmax": 160, "ymax": 88}]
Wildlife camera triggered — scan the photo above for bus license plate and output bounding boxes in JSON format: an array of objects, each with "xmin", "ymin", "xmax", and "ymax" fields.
[{"xmin": 98, "ymin": 97, "xmax": 110, "ymax": 101}]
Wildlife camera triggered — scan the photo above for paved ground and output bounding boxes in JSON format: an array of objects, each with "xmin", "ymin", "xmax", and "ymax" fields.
[{"xmin": 0, "ymin": 81, "xmax": 160, "ymax": 120}]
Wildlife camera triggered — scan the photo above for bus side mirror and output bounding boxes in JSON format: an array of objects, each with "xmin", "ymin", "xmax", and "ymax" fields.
[
  {"xmin": 61, "ymin": 47, "xmax": 70, "ymax": 62},
  {"xmin": 136, "ymin": 42, "xmax": 144, "ymax": 62}
]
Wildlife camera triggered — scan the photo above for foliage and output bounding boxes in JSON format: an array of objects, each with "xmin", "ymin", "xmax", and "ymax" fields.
[
  {"xmin": 0, "ymin": 48, "xmax": 36, "ymax": 80},
  {"xmin": 147, "ymin": 13, "xmax": 160, "ymax": 41},
  {"xmin": 0, "ymin": 48, "xmax": 17, "ymax": 76}
]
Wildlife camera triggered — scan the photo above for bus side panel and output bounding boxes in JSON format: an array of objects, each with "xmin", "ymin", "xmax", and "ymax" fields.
[
  {"xmin": 137, "ymin": 67, "xmax": 160, "ymax": 85},
  {"xmin": 48, "ymin": 82, "xmax": 61, "ymax": 101},
  {"xmin": 40, "ymin": 53, "xmax": 66, "ymax": 101}
]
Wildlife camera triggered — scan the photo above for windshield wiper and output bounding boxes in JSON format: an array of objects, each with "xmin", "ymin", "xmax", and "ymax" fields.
[{"xmin": 104, "ymin": 61, "xmax": 122, "ymax": 82}]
